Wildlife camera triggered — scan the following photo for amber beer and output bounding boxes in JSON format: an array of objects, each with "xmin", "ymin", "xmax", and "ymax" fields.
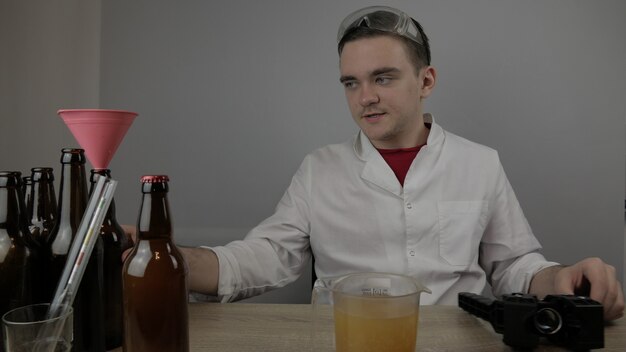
[
  {"xmin": 123, "ymin": 175, "xmax": 189, "ymax": 352},
  {"xmin": 333, "ymin": 293, "xmax": 419, "ymax": 352}
]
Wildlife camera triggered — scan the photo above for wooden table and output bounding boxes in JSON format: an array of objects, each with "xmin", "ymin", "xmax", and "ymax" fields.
[{"xmin": 112, "ymin": 303, "xmax": 626, "ymax": 351}]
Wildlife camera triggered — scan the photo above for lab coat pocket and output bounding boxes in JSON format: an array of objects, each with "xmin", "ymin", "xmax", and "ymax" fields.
[{"xmin": 437, "ymin": 201, "xmax": 488, "ymax": 266}]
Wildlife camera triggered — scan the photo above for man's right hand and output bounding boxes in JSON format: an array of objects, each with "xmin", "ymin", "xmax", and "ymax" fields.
[{"xmin": 121, "ymin": 224, "xmax": 136, "ymax": 262}]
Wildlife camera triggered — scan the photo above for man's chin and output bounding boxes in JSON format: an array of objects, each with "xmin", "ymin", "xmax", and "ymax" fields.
[{"xmin": 361, "ymin": 129, "xmax": 390, "ymax": 146}]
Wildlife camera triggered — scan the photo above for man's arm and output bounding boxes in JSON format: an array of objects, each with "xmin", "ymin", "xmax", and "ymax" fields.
[
  {"xmin": 528, "ymin": 257, "xmax": 624, "ymax": 320},
  {"xmin": 121, "ymin": 225, "xmax": 219, "ymax": 296},
  {"xmin": 179, "ymin": 247, "xmax": 219, "ymax": 295}
]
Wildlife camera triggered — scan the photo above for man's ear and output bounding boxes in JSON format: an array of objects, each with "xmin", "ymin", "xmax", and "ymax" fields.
[{"xmin": 420, "ymin": 66, "xmax": 436, "ymax": 99}]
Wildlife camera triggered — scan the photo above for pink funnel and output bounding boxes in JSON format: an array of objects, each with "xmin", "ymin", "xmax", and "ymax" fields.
[{"xmin": 58, "ymin": 109, "xmax": 138, "ymax": 170}]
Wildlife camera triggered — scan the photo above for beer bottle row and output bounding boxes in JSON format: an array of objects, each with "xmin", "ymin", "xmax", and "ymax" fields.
[
  {"xmin": 1, "ymin": 148, "xmax": 132, "ymax": 351},
  {"xmin": 1, "ymin": 148, "xmax": 189, "ymax": 352}
]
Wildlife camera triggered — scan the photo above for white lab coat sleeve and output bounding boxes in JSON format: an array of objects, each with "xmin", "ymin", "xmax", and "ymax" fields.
[
  {"xmin": 208, "ymin": 155, "xmax": 313, "ymax": 302},
  {"xmin": 479, "ymin": 154, "xmax": 560, "ymax": 296}
]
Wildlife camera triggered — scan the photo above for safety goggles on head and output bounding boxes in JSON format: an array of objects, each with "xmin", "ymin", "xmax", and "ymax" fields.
[{"xmin": 337, "ymin": 6, "xmax": 425, "ymax": 47}]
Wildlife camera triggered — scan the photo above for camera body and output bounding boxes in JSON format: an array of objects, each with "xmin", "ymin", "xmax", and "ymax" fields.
[{"xmin": 458, "ymin": 292, "xmax": 604, "ymax": 350}]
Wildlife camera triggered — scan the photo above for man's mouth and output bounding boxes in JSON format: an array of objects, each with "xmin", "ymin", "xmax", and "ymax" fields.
[{"xmin": 362, "ymin": 112, "xmax": 386, "ymax": 121}]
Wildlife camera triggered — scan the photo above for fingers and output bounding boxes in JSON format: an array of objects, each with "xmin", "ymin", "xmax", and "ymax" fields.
[
  {"xmin": 552, "ymin": 262, "xmax": 593, "ymax": 296},
  {"xmin": 600, "ymin": 264, "xmax": 624, "ymax": 320},
  {"xmin": 121, "ymin": 223, "xmax": 135, "ymax": 235},
  {"xmin": 604, "ymin": 284, "xmax": 625, "ymax": 321},
  {"xmin": 122, "ymin": 248, "xmax": 133, "ymax": 262},
  {"xmin": 121, "ymin": 224, "xmax": 137, "ymax": 241},
  {"xmin": 552, "ymin": 258, "xmax": 624, "ymax": 321},
  {"xmin": 583, "ymin": 258, "xmax": 610, "ymax": 303},
  {"xmin": 120, "ymin": 224, "xmax": 137, "ymax": 262},
  {"xmin": 575, "ymin": 258, "xmax": 624, "ymax": 321},
  {"xmin": 609, "ymin": 286, "xmax": 625, "ymax": 320}
]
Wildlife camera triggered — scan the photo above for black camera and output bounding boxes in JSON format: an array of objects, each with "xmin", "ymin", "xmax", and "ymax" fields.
[{"xmin": 458, "ymin": 292, "xmax": 604, "ymax": 350}]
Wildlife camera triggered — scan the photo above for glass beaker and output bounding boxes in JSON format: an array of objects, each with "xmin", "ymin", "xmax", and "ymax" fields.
[
  {"xmin": 2, "ymin": 303, "xmax": 73, "ymax": 352},
  {"xmin": 311, "ymin": 272, "xmax": 430, "ymax": 352}
]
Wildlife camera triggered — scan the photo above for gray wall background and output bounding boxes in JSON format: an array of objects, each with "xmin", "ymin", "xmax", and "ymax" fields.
[{"xmin": 2, "ymin": 0, "xmax": 625, "ymax": 304}]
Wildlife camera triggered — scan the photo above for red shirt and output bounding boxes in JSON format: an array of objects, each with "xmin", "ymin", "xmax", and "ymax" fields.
[{"xmin": 377, "ymin": 145, "xmax": 425, "ymax": 186}]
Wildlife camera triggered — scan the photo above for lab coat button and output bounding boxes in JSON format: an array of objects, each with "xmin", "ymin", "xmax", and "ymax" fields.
[
  {"xmin": 406, "ymin": 203, "xmax": 412, "ymax": 209},
  {"xmin": 409, "ymin": 250, "xmax": 416, "ymax": 257}
]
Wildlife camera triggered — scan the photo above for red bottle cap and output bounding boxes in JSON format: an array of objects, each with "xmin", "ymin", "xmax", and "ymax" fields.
[{"xmin": 141, "ymin": 175, "xmax": 169, "ymax": 183}]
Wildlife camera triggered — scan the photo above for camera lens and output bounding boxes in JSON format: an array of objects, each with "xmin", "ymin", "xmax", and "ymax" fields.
[{"xmin": 534, "ymin": 308, "xmax": 563, "ymax": 335}]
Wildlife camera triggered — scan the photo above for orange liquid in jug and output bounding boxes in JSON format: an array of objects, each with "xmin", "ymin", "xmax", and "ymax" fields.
[{"xmin": 333, "ymin": 295, "xmax": 419, "ymax": 352}]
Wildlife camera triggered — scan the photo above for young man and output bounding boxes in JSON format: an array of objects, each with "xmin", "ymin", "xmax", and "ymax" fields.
[{"xmin": 137, "ymin": 6, "xmax": 623, "ymax": 320}]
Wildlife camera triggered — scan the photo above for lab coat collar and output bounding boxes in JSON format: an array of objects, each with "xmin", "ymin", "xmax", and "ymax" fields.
[{"xmin": 353, "ymin": 113, "xmax": 443, "ymax": 197}]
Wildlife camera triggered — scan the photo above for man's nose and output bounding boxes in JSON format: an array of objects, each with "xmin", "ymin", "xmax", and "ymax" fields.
[{"xmin": 359, "ymin": 84, "xmax": 379, "ymax": 106}]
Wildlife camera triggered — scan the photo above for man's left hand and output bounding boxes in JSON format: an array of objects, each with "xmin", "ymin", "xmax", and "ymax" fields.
[{"xmin": 552, "ymin": 257, "xmax": 624, "ymax": 320}]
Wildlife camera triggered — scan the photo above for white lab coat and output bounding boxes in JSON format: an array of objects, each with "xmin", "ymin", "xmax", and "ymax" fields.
[{"xmin": 210, "ymin": 114, "xmax": 558, "ymax": 304}]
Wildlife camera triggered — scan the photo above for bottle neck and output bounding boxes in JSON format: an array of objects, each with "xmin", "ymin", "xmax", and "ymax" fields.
[
  {"xmin": 56, "ymin": 161, "xmax": 88, "ymax": 226},
  {"xmin": 0, "ymin": 175, "xmax": 30, "ymax": 241},
  {"xmin": 0, "ymin": 186, "xmax": 18, "ymax": 226},
  {"xmin": 30, "ymin": 177, "xmax": 57, "ymax": 223},
  {"xmin": 137, "ymin": 191, "xmax": 172, "ymax": 240},
  {"xmin": 90, "ymin": 169, "xmax": 117, "ymax": 221}
]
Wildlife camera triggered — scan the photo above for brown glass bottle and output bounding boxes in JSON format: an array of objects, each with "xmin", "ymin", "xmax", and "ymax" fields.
[
  {"xmin": 22, "ymin": 176, "xmax": 32, "ymax": 217},
  {"xmin": 0, "ymin": 172, "xmax": 36, "ymax": 350},
  {"xmin": 27, "ymin": 168, "xmax": 57, "ymax": 246},
  {"xmin": 90, "ymin": 169, "xmax": 133, "ymax": 350},
  {"xmin": 45, "ymin": 150, "xmax": 86, "ymax": 301},
  {"xmin": 45, "ymin": 148, "xmax": 106, "ymax": 352},
  {"xmin": 123, "ymin": 175, "xmax": 189, "ymax": 352},
  {"xmin": 12, "ymin": 172, "xmax": 38, "ymax": 251},
  {"xmin": 25, "ymin": 168, "xmax": 57, "ymax": 304}
]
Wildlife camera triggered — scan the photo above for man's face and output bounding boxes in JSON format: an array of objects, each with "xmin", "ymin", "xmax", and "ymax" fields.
[{"xmin": 339, "ymin": 35, "xmax": 433, "ymax": 149}]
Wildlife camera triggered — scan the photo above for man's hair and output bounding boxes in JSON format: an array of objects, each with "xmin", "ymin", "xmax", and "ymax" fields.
[{"xmin": 337, "ymin": 19, "xmax": 431, "ymax": 73}]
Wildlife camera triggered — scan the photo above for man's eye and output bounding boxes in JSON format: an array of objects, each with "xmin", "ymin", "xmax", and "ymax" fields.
[
  {"xmin": 343, "ymin": 81, "xmax": 357, "ymax": 89},
  {"xmin": 376, "ymin": 77, "xmax": 391, "ymax": 85}
]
